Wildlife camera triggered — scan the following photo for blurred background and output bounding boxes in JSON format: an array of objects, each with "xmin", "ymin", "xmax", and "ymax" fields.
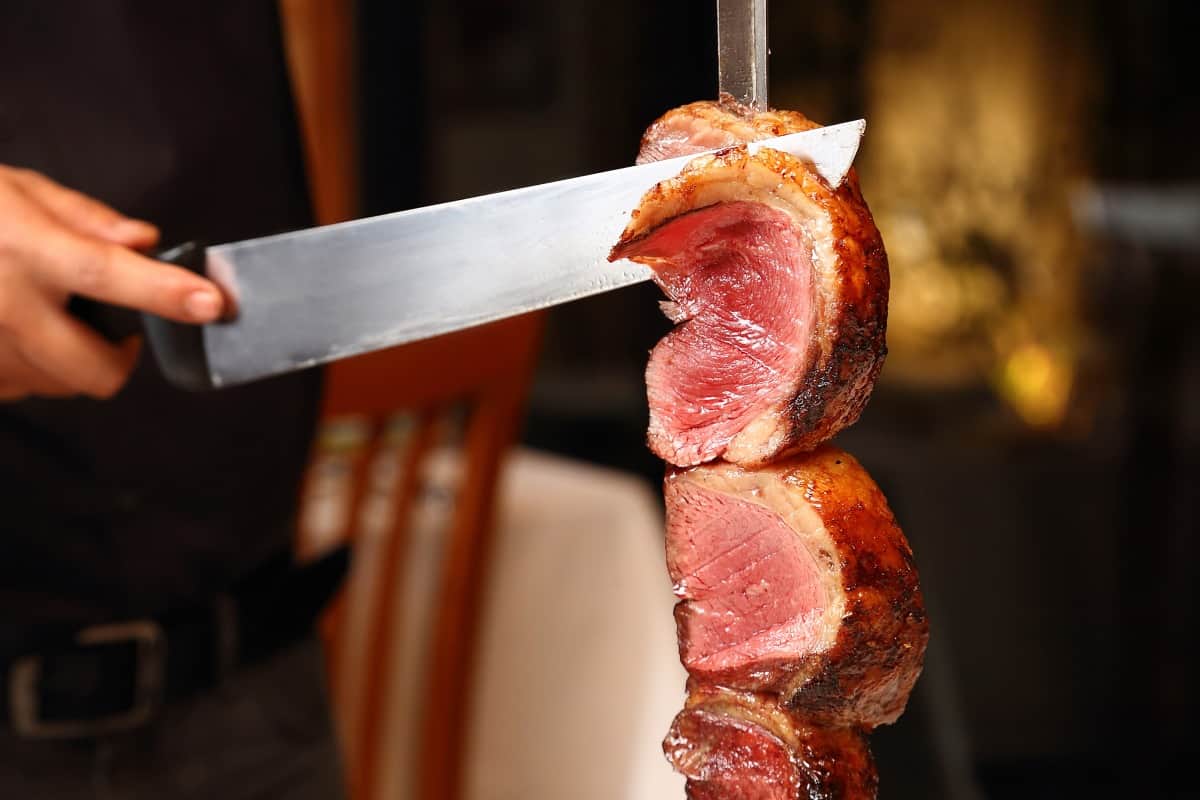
[{"xmin": 323, "ymin": 0, "xmax": 1200, "ymax": 798}]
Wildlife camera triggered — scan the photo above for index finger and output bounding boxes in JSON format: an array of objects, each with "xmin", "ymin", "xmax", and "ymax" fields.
[{"xmin": 33, "ymin": 224, "xmax": 225, "ymax": 323}]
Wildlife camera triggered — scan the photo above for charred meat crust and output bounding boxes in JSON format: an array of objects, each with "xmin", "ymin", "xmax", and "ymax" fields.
[
  {"xmin": 611, "ymin": 111, "xmax": 889, "ymax": 466},
  {"xmin": 783, "ymin": 170, "xmax": 888, "ymax": 457},
  {"xmin": 667, "ymin": 448, "xmax": 928, "ymax": 729},
  {"xmin": 777, "ymin": 449, "xmax": 926, "ymax": 728}
]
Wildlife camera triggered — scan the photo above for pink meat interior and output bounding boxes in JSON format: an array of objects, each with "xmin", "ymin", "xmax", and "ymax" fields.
[
  {"xmin": 617, "ymin": 201, "xmax": 815, "ymax": 466},
  {"xmin": 666, "ymin": 479, "xmax": 827, "ymax": 675}
]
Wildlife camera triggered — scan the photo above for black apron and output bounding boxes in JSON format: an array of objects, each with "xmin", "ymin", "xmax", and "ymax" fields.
[{"xmin": 0, "ymin": 3, "xmax": 322, "ymax": 625}]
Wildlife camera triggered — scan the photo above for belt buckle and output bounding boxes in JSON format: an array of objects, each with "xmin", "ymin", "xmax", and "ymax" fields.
[{"xmin": 8, "ymin": 620, "xmax": 167, "ymax": 739}]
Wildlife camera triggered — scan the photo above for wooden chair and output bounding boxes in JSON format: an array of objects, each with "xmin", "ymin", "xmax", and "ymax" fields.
[
  {"xmin": 299, "ymin": 315, "xmax": 543, "ymax": 800},
  {"xmin": 280, "ymin": 3, "xmax": 544, "ymax": 796}
]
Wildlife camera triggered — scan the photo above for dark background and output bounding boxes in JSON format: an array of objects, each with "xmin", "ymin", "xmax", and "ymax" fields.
[{"xmin": 358, "ymin": 1, "xmax": 1199, "ymax": 797}]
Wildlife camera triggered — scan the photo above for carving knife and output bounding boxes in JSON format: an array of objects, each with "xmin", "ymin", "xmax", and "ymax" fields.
[{"xmin": 82, "ymin": 120, "xmax": 865, "ymax": 390}]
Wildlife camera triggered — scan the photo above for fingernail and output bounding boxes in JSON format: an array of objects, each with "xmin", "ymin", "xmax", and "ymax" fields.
[{"xmin": 185, "ymin": 290, "xmax": 222, "ymax": 321}]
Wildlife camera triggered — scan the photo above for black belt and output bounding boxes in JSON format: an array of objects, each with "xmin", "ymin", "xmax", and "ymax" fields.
[{"xmin": 0, "ymin": 546, "xmax": 349, "ymax": 740}]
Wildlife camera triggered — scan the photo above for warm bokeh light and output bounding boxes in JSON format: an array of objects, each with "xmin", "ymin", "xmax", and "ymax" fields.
[
  {"xmin": 997, "ymin": 340, "xmax": 1075, "ymax": 429},
  {"xmin": 860, "ymin": 0, "xmax": 1093, "ymax": 429}
]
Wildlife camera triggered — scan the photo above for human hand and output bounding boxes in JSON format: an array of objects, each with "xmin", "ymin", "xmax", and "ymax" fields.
[{"xmin": 0, "ymin": 165, "xmax": 225, "ymax": 400}]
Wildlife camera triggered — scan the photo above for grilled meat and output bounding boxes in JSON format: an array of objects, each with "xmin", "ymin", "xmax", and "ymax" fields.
[
  {"xmin": 609, "ymin": 98, "xmax": 888, "ymax": 467},
  {"xmin": 612, "ymin": 98, "xmax": 922, "ymax": 800},
  {"xmin": 666, "ymin": 683, "xmax": 878, "ymax": 800},
  {"xmin": 665, "ymin": 447, "xmax": 927, "ymax": 728}
]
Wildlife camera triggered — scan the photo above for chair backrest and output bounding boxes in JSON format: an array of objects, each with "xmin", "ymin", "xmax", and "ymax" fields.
[
  {"xmin": 280, "ymin": 8, "xmax": 543, "ymax": 794},
  {"xmin": 298, "ymin": 314, "xmax": 543, "ymax": 800}
]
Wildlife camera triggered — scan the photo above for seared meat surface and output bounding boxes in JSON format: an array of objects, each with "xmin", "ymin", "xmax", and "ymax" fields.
[{"xmin": 610, "ymin": 98, "xmax": 889, "ymax": 467}]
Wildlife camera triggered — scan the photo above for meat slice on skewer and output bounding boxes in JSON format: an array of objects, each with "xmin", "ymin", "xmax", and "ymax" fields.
[
  {"xmin": 664, "ymin": 447, "xmax": 927, "ymax": 729},
  {"xmin": 666, "ymin": 683, "xmax": 878, "ymax": 800},
  {"xmin": 616, "ymin": 97, "xmax": 921, "ymax": 799},
  {"xmin": 609, "ymin": 98, "xmax": 888, "ymax": 468},
  {"xmin": 634, "ymin": 96, "xmax": 824, "ymax": 164}
]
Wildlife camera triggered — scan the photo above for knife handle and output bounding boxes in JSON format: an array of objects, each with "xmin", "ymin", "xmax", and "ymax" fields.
[{"xmin": 70, "ymin": 241, "xmax": 216, "ymax": 392}]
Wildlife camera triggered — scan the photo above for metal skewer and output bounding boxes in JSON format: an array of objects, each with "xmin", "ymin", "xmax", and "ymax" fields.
[{"xmin": 717, "ymin": 0, "xmax": 769, "ymax": 110}]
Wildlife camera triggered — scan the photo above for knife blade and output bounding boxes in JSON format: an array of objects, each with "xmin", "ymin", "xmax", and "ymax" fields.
[{"xmin": 107, "ymin": 120, "xmax": 866, "ymax": 390}]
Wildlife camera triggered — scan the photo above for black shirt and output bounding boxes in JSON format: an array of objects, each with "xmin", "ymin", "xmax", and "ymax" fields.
[{"xmin": 0, "ymin": 3, "xmax": 322, "ymax": 625}]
